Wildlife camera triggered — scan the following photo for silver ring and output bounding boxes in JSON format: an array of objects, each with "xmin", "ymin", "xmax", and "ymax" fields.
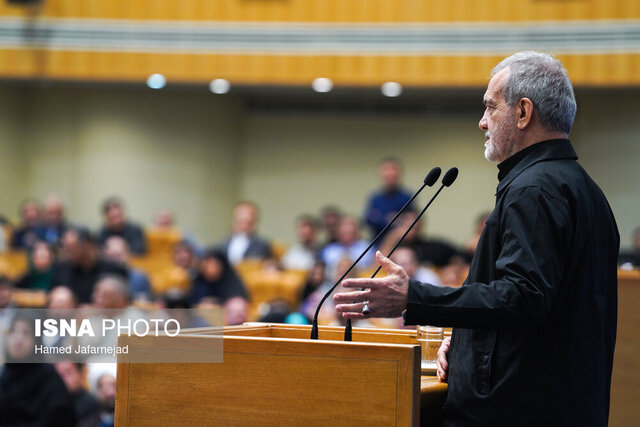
[{"xmin": 362, "ymin": 303, "xmax": 371, "ymax": 316}]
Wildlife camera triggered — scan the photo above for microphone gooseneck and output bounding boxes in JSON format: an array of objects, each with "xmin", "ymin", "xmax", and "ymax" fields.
[
  {"xmin": 342, "ymin": 167, "xmax": 459, "ymax": 341},
  {"xmin": 309, "ymin": 167, "xmax": 441, "ymax": 340}
]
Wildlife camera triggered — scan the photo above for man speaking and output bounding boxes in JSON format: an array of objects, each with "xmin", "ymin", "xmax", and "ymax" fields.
[{"xmin": 334, "ymin": 51, "xmax": 619, "ymax": 426}]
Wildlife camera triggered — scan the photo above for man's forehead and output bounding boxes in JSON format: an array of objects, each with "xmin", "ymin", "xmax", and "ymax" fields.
[{"xmin": 484, "ymin": 68, "xmax": 509, "ymax": 103}]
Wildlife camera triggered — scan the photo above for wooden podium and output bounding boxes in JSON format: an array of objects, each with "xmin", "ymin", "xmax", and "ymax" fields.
[{"xmin": 115, "ymin": 323, "xmax": 446, "ymax": 426}]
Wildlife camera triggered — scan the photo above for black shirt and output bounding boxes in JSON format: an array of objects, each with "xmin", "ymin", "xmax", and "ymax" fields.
[
  {"xmin": 0, "ymin": 363, "xmax": 75, "ymax": 427},
  {"xmin": 405, "ymin": 139, "xmax": 619, "ymax": 426}
]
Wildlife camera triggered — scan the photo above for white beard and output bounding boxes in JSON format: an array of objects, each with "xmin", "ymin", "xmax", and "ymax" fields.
[{"xmin": 484, "ymin": 117, "xmax": 518, "ymax": 162}]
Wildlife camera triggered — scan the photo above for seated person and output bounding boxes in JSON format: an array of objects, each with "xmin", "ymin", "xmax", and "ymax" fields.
[
  {"xmin": 0, "ymin": 213, "xmax": 10, "ymax": 251},
  {"xmin": 0, "ymin": 275, "xmax": 16, "ymax": 365},
  {"xmin": 54, "ymin": 227, "xmax": 128, "ymax": 304},
  {"xmin": 44, "ymin": 286, "xmax": 78, "ymax": 349},
  {"xmin": 55, "ymin": 361, "xmax": 100, "ymax": 427},
  {"xmin": 390, "ymin": 246, "xmax": 442, "ymax": 286},
  {"xmin": 0, "ymin": 312, "xmax": 75, "ymax": 426},
  {"xmin": 102, "ymin": 236, "xmax": 153, "ymax": 301},
  {"xmin": 299, "ymin": 260, "xmax": 327, "ymax": 302},
  {"xmin": 319, "ymin": 205, "xmax": 342, "ymax": 248},
  {"xmin": 86, "ymin": 364, "xmax": 117, "ymax": 427},
  {"xmin": 152, "ymin": 240, "xmax": 198, "ymax": 295},
  {"xmin": 91, "ymin": 275, "xmax": 130, "ymax": 310},
  {"xmin": 173, "ymin": 240, "xmax": 198, "ymax": 274},
  {"xmin": 14, "ymin": 241, "xmax": 57, "ymax": 291},
  {"xmin": 41, "ymin": 195, "xmax": 70, "ymax": 246},
  {"xmin": 301, "ymin": 257, "xmax": 357, "ymax": 326},
  {"xmin": 146, "ymin": 208, "xmax": 188, "ymax": 255},
  {"xmin": 152, "ymin": 208, "xmax": 178, "ymax": 232},
  {"xmin": 97, "ymin": 198, "xmax": 147, "ymax": 255},
  {"xmin": 218, "ymin": 201, "xmax": 272, "ymax": 266},
  {"xmin": 464, "ymin": 211, "xmax": 490, "ymax": 260},
  {"xmin": 281, "ymin": 214, "xmax": 320, "ymax": 271},
  {"xmin": 10, "ymin": 198, "xmax": 45, "ymax": 250},
  {"xmin": 189, "ymin": 249, "xmax": 249, "ymax": 325},
  {"xmin": 47, "ymin": 286, "xmax": 78, "ymax": 311},
  {"xmin": 320, "ymin": 216, "xmax": 374, "ymax": 276},
  {"xmin": 618, "ymin": 227, "xmax": 640, "ymax": 267},
  {"xmin": 379, "ymin": 210, "xmax": 459, "ymax": 268}
]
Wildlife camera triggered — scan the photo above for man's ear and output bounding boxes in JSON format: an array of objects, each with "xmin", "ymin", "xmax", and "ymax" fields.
[{"xmin": 516, "ymin": 98, "xmax": 534, "ymax": 130}]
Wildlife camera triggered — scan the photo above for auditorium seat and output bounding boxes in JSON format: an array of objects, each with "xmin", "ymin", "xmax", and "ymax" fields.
[
  {"xmin": 240, "ymin": 268, "xmax": 307, "ymax": 320},
  {"xmin": 145, "ymin": 228, "xmax": 182, "ymax": 257},
  {"xmin": 270, "ymin": 241, "xmax": 288, "ymax": 261},
  {"xmin": 0, "ymin": 250, "xmax": 28, "ymax": 279},
  {"xmin": 130, "ymin": 255, "xmax": 189, "ymax": 295}
]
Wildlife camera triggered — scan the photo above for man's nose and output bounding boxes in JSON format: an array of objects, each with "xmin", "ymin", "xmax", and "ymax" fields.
[{"xmin": 479, "ymin": 114, "xmax": 488, "ymax": 130}]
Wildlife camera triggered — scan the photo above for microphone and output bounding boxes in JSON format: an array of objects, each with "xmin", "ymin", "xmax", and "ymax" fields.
[
  {"xmin": 309, "ymin": 167, "xmax": 442, "ymax": 340},
  {"xmin": 343, "ymin": 167, "xmax": 458, "ymax": 341}
]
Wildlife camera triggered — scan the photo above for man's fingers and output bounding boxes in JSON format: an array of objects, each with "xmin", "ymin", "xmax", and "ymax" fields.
[
  {"xmin": 436, "ymin": 362, "xmax": 447, "ymax": 382},
  {"xmin": 333, "ymin": 289, "xmax": 370, "ymax": 303},
  {"xmin": 335, "ymin": 302, "xmax": 367, "ymax": 313},
  {"xmin": 340, "ymin": 278, "xmax": 380, "ymax": 289},
  {"xmin": 437, "ymin": 350, "xmax": 448, "ymax": 371},
  {"xmin": 435, "ymin": 336, "xmax": 451, "ymax": 382},
  {"xmin": 340, "ymin": 311, "xmax": 366, "ymax": 320}
]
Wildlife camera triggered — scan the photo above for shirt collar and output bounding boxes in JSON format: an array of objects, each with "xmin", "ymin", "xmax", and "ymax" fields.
[{"xmin": 496, "ymin": 139, "xmax": 578, "ymax": 196}]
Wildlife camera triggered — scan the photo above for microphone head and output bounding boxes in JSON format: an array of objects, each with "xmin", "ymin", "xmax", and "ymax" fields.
[
  {"xmin": 423, "ymin": 167, "xmax": 442, "ymax": 186},
  {"xmin": 442, "ymin": 167, "xmax": 458, "ymax": 187}
]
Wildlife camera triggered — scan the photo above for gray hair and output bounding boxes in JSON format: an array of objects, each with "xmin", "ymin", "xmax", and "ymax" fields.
[
  {"xmin": 96, "ymin": 274, "xmax": 131, "ymax": 302},
  {"xmin": 492, "ymin": 51, "xmax": 576, "ymax": 134}
]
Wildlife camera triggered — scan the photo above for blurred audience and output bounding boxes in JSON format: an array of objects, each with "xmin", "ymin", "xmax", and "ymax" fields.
[
  {"xmin": 86, "ymin": 363, "xmax": 117, "ymax": 427},
  {"xmin": 152, "ymin": 240, "xmax": 197, "ymax": 295},
  {"xmin": 0, "ymin": 275, "xmax": 15, "ymax": 365},
  {"xmin": 147, "ymin": 208, "xmax": 195, "ymax": 256},
  {"xmin": 0, "ymin": 213, "xmax": 9, "ymax": 251},
  {"xmin": 42, "ymin": 195, "xmax": 69, "ymax": 246},
  {"xmin": 379, "ymin": 211, "xmax": 458, "ymax": 268},
  {"xmin": 154, "ymin": 208, "xmax": 175, "ymax": 230},
  {"xmin": 390, "ymin": 246, "xmax": 442, "ymax": 286},
  {"xmin": 319, "ymin": 205, "xmax": 342, "ymax": 247},
  {"xmin": 103, "ymin": 236, "xmax": 152, "ymax": 301},
  {"xmin": 0, "ymin": 312, "xmax": 75, "ymax": 426},
  {"xmin": 98, "ymin": 198, "xmax": 147, "ymax": 255},
  {"xmin": 0, "ymin": 191, "xmax": 534, "ymax": 330},
  {"xmin": 47, "ymin": 286, "xmax": 78, "ymax": 312},
  {"xmin": 281, "ymin": 215, "xmax": 320, "ymax": 271},
  {"xmin": 301, "ymin": 257, "xmax": 356, "ymax": 325},
  {"xmin": 439, "ymin": 256, "xmax": 470, "ymax": 288},
  {"xmin": 464, "ymin": 211, "xmax": 490, "ymax": 258},
  {"xmin": 321, "ymin": 216, "xmax": 374, "ymax": 276},
  {"xmin": 14, "ymin": 241, "xmax": 57, "ymax": 291},
  {"xmin": 364, "ymin": 157, "xmax": 413, "ymax": 238},
  {"xmin": 189, "ymin": 249, "xmax": 249, "ymax": 325},
  {"xmin": 54, "ymin": 227, "xmax": 127, "ymax": 304},
  {"xmin": 257, "ymin": 298, "xmax": 292, "ymax": 323},
  {"xmin": 91, "ymin": 275, "xmax": 130, "ymax": 310},
  {"xmin": 299, "ymin": 260, "xmax": 327, "ymax": 302},
  {"xmin": 55, "ymin": 361, "xmax": 100, "ymax": 427},
  {"xmin": 618, "ymin": 227, "xmax": 640, "ymax": 268},
  {"xmin": 44, "ymin": 286, "xmax": 78, "ymax": 350},
  {"xmin": 218, "ymin": 201, "xmax": 272, "ymax": 266},
  {"xmin": 10, "ymin": 199, "xmax": 44, "ymax": 249},
  {"xmin": 172, "ymin": 241, "xmax": 197, "ymax": 273}
]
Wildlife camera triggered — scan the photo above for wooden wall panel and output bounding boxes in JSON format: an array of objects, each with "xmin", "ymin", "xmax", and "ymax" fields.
[
  {"xmin": 0, "ymin": 0, "xmax": 639, "ymax": 23},
  {"xmin": 0, "ymin": 1, "xmax": 638, "ymax": 87},
  {"xmin": 1, "ymin": 50, "xmax": 638, "ymax": 88}
]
